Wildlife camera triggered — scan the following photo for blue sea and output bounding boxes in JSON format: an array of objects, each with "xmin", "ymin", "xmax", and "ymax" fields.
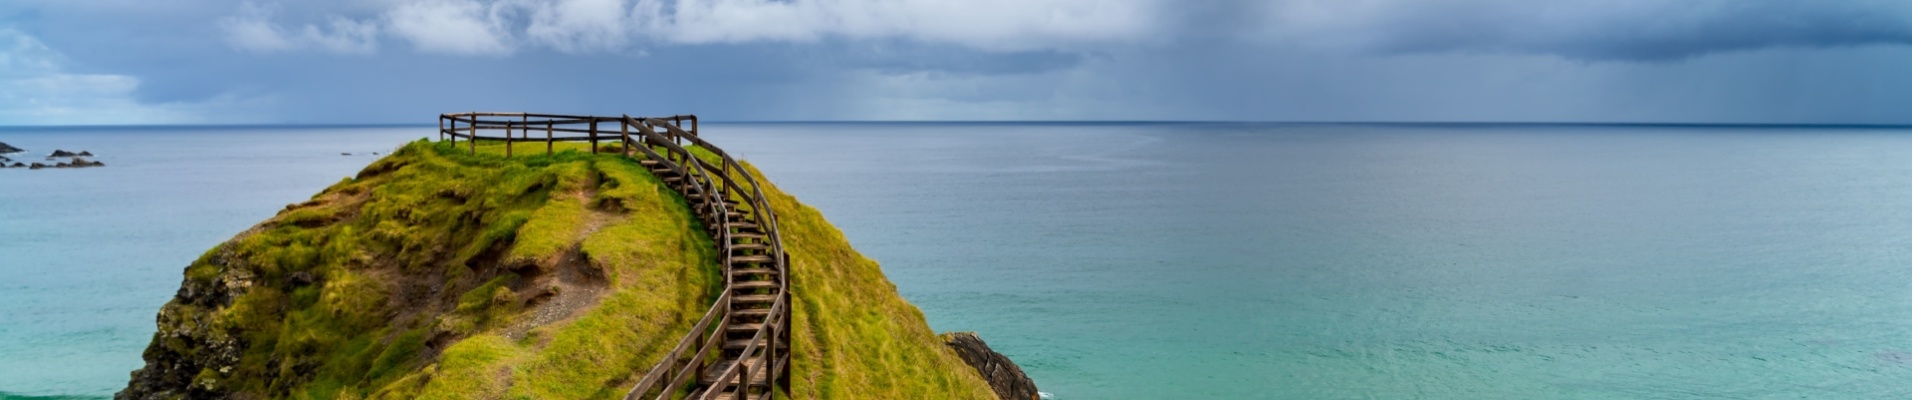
[{"xmin": 7, "ymin": 123, "xmax": 1912, "ymax": 399}]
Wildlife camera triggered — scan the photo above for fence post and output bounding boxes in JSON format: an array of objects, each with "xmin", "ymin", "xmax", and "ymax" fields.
[
  {"xmin": 621, "ymin": 115, "xmax": 631, "ymax": 156},
  {"xmin": 590, "ymin": 119, "xmax": 599, "ymax": 154},
  {"xmin": 469, "ymin": 113, "xmax": 477, "ymax": 156},
  {"xmin": 505, "ymin": 121, "xmax": 512, "ymax": 158},
  {"xmin": 546, "ymin": 121, "xmax": 553, "ymax": 156}
]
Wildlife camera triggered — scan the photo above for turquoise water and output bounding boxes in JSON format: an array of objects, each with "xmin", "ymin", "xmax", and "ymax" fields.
[{"xmin": 8, "ymin": 124, "xmax": 1912, "ymax": 398}]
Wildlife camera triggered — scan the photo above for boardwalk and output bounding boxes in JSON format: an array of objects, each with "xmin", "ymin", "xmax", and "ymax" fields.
[{"xmin": 440, "ymin": 113, "xmax": 791, "ymax": 400}]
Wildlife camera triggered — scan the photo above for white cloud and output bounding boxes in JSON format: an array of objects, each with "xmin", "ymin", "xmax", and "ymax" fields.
[
  {"xmin": 213, "ymin": 0, "xmax": 1163, "ymax": 56},
  {"xmin": 527, "ymin": 0, "xmax": 630, "ymax": 53},
  {"xmin": 218, "ymin": 2, "xmax": 380, "ymax": 54},
  {"xmin": 0, "ymin": 30, "xmax": 265, "ymax": 125},
  {"xmin": 383, "ymin": 0, "xmax": 516, "ymax": 56},
  {"xmin": 631, "ymin": 0, "xmax": 1163, "ymax": 51}
]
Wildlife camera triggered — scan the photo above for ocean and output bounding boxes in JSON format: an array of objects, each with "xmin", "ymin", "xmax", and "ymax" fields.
[{"xmin": 6, "ymin": 123, "xmax": 1912, "ymax": 399}]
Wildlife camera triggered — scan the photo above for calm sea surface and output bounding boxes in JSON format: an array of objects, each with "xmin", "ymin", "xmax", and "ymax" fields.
[{"xmin": 7, "ymin": 123, "xmax": 1912, "ymax": 399}]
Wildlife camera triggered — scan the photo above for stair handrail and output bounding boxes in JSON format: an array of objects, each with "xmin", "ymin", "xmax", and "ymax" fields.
[{"xmin": 619, "ymin": 116, "xmax": 788, "ymax": 400}]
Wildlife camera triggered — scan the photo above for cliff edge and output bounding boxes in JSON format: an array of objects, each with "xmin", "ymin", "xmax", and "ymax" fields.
[{"xmin": 120, "ymin": 140, "xmax": 1027, "ymax": 399}]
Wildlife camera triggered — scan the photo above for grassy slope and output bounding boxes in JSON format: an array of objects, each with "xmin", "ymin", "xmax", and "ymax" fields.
[
  {"xmin": 147, "ymin": 139, "xmax": 994, "ymax": 399},
  {"xmin": 157, "ymin": 140, "xmax": 718, "ymax": 399},
  {"xmin": 691, "ymin": 150, "xmax": 997, "ymax": 400}
]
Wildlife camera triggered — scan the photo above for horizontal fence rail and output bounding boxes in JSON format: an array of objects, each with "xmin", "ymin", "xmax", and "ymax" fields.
[{"xmin": 437, "ymin": 112, "xmax": 788, "ymax": 400}]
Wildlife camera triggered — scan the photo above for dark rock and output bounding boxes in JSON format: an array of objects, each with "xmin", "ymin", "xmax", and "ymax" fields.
[
  {"xmin": 50, "ymin": 149, "xmax": 77, "ymax": 157},
  {"xmin": 8, "ymin": 162, "xmax": 21, "ymax": 168},
  {"xmin": 118, "ymin": 243, "xmax": 252, "ymax": 400},
  {"xmin": 78, "ymin": 151, "xmax": 94, "ymax": 157},
  {"xmin": 943, "ymin": 332, "xmax": 1040, "ymax": 400},
  {"xmin": 28, "ymin": 162, "xmax": 46, "ymax": 170},
  {"xmin": 341, "ymin": 152, "xmax": 352, "ymax": 156},
  {"xmin": 54, "ymin": 162, "xmax": 71, "ymax": 168},
  {"xmin": 0, "ymin": 141, "xmax": 20, "ymax": 154},
  {"xmin": 287, "ymin": 271, "xmax": 318, "ymax": 287},
  {"xmin": 68, "ymin": 157, "xmax": 104, "ymax": 167}
]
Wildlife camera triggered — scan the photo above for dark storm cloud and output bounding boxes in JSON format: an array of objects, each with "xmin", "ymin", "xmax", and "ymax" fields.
[
  {"xmin": 1257, "ymin": 0, "xmax": 1912, "ymax": 61},
  {"xmin": 4, "ymin": 0, "xmax": 1912, "ymax": 124}
]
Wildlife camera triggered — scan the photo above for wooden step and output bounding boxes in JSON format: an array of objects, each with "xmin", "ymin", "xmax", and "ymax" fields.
[
  {"xmin": 731, "ymin": 280, "xmax": 777, "ymax": 290},
  {"xmin": 733, "ymin": 294, "xmax": 777, "ymax": 304},
  {"xmin": 729, "ymin": 232, "xmax": 766, "ymax": 240},
  {"xmin": 732, "ymin": 308, "xmax": 773, "ymax": 318},
  {"xmin": 729, "ymin": 268, "xmax": 778, "ymax": 277},
  {"xmin": 726, "ymin": 322, "xmax": 768, "ymax": 334},
  {"xmin": 729, "ymin": 254, "xmax": 773, "ymax": 264},
  {"xmin": 729, "ymin": 243, "xmax": 768, "ymax": 252},
  {"xmin": 723, "ymin": 339, "xmax": 789, "ymax": 351},
  {"xmin": 700, "ymin": 359, "xmax": 772, "ymax": 389}
]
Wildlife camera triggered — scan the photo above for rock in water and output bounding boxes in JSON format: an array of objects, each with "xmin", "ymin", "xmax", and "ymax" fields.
[
  {"xmin": 50, "ymin": 149, "xmax": 77, "ymax": 157},
  {"xmin": 0, "ymin": 141, "xmax": 20, "ymax": 154},
  {"xmin": 942, "ymin": 332, "xmax": 1041, "ymax": 400}
]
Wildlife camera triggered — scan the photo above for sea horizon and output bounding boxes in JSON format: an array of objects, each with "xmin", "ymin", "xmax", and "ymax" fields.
[
  {"xmin": 6, "ymin": 121, "xmax": 1912, "ymax": 130},
  {"xmin": 11, "ymin": 123, "xmax": 1912, "ymax": 398}
]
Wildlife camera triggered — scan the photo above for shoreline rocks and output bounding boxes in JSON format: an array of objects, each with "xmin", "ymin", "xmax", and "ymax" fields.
[
  {"xmin": 942, "ymin": 332, "xmax": 1040, "ymax": 400},
  {"xmin": 0, "ymin": 141, "xmax": 20, "ymax": 154},
  {"xmin": 6, "ymin": 149, "xmax": 105, "ymax": 169}
]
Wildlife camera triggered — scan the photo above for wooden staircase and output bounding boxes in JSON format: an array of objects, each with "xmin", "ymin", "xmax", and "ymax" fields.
[
  {"xmin": 621, "ymin": 117, "xmax": 790, "ymax": 400},
  {"xmin": 436, "ymin": 113, "xmax": 792, "ymax": 400}
]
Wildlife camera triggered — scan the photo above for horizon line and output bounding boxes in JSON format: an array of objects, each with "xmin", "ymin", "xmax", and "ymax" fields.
[{"xmin": 3, "ymin": 120, "xmax": 1912, "ymax": 129}]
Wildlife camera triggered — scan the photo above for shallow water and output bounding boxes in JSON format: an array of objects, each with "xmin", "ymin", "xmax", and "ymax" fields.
[{"xmin": 7, "ymin": 123, "xmax": 1912, "ymax": 399}]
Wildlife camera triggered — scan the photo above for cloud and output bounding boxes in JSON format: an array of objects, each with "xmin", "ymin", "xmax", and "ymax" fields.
[
  {"xmin": 384, "ymin": 0, "xmax": 516, "ymax": 56},
  {"xmin": 527, "ymin": 0, "xmax": 631, "ymax": 53},
  {"xmin": 210, "ymin": 0, "xmax": 1161, "ymax": 56},
  {"xmin": 630, "ymin": 0, "xmax": 1162, "ymax": 51},
  {"xmin": 0, "ymin": 30, "xmax": 263, "ymax": 125},
  {"xmin": 218, "ymin": 2, "xmax": 379, "ymax": 54},
  {"xmin": 1254, "ymin": 0, "xmax": 1912, "ymax": 61}
]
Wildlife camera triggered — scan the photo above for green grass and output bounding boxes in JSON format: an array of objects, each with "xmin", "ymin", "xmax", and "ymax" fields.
[
  {"xmin": 139, "ymin": 139, "xmax": 997, "ymax": 399},
  {"xmin": 685, "ymin": 149, "xmax": 998, "ymax": 399},
  {"xmin": 144, "ymin": 140, "xmax": 719, "ymax": 399}
]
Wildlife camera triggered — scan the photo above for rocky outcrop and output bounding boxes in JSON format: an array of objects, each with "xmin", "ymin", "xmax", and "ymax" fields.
[
  {"xmin": 942, "ymin": 332, "xmax": 1039, "ymax": 400},
  {"xmin": 118, "ymin": 241, "xmax": 255, "ymax": 400},
  {"xmin": 11, "ymin": 150, "xmax": 107, "ymax": 169},
  {"xmin": 66, "ymin": 157, "xmax": 105, "ymax": 167},
  {"xmin": 0, "ymin": 141, "xmax": 20, "ymax": 154}
]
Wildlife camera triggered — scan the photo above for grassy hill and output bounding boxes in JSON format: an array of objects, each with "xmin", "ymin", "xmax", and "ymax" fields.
[{"xmin": 120, "ymin": 140, "xmax": 995, "ymax": 400}]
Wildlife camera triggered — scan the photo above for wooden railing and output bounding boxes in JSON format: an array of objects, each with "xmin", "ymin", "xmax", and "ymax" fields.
[{"xmin": 438, "ymin": 112, "xmax": 790, "ymax": 399}]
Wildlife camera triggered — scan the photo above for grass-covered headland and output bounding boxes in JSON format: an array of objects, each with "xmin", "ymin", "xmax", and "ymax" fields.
[{"xmin": 119, "ymin": 140, "xmax": 996, "ymax": 399}]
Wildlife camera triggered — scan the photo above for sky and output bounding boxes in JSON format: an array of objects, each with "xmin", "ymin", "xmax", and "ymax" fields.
[{"xmin": 3, "ymin": 0, "xmax": 1912, "ymax": 125}]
